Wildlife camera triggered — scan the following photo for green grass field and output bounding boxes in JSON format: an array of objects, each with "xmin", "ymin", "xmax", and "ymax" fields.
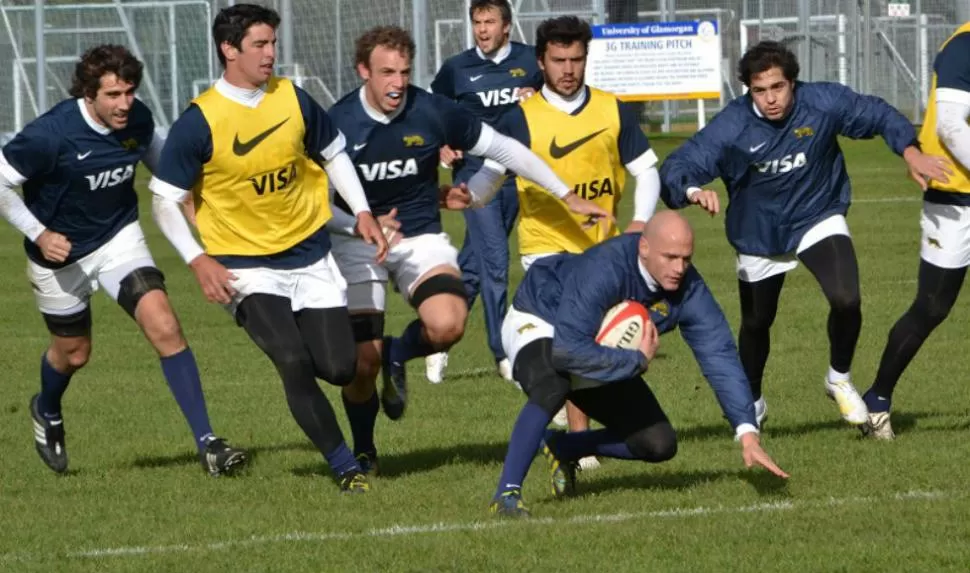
[{"xmin": 2, "ymin": 138, "xmax": 970, "ymax": 572}]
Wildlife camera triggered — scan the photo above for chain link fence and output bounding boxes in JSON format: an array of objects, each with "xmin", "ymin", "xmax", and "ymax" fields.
[{"xmin": 0, "ymin": 0, "xmax": 965, "ymax": 136}]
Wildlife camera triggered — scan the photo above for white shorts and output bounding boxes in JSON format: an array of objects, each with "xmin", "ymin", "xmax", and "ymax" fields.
[
  {"xmin": 331, "ymin": 232, "xmax": 459, "ymax": 311},
  {"xmin": 520, "ymin": 252, "xmax": 561, "ymax": 272},
  {"xmin": 27, "ymin": 222, "xmax": 155, "ymax": 316},
  {"xmin": 919, "ymin": 201, "xmax": 970, "ymax": 269},
  {"xmin": 736, "ymin": 214, "xmax": 851, "ymax": 283},
  {"xmin": 227, "ymin": 252, "xmax": 347, "ymax": 315},
  {"xmin": 501, "ymin": 305, "xmax": 555, "ymax": 368}
]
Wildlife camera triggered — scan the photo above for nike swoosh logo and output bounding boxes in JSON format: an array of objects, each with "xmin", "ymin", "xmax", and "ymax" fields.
[
  {"xmin": 548, "ymin": 129, "xmax": 607, "ymax": 159},
  {"xmin": 470, "ymin": 75, "xmax": 484, "ymax": 81},
  {"xmin": 77, "ymin": 151, "xmax": 92, "ymax": 160},
  {"xmin": 232, "ymin": 117, "xmax": 290, "ymax": 156},
  {"xmin": 353, "ymin": 143, "xmax": 367, "ymax": 151},
  {"xmin": 749, "ymin": 142, "xmax": 767, "ymax": 153}
]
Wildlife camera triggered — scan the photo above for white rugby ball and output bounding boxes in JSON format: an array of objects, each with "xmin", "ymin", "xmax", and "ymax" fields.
[{"xmin": 596, "ymin": 301, "xmax": 650, "ymax": 350}]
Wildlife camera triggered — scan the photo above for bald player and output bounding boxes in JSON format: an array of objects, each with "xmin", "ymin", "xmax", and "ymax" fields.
[{"xmin": 489, "ymin": 211, "xmax": 788, "ymax": 517}]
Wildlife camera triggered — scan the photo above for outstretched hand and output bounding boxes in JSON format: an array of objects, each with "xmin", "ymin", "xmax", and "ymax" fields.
[{"xmin": 739, "ymin": 432, "xmax": 789, "ymax": 479}]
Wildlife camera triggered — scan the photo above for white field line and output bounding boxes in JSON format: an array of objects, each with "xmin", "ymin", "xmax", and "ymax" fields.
[
  {"xmin": 853, "ymin": 196, "xmax": 920, "ymax": 203},
  {"xmin": 0, "ymin": 489, "xmax": 955, "ymax": 563}
]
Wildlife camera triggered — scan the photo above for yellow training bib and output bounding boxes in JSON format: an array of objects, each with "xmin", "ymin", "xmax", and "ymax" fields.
[
  {"xmin": 919, "ymin": 22, "xmax": 970, "ymax": 196},
  {"xmin": 192, "ymin": 77, "xmax": 332, "ymax": 256},
  {"xmin": 516, "ymin": 87, "xmax": 626, "ymax": 254}
]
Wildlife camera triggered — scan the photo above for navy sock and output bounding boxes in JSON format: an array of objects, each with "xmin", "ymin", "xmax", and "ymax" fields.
[
  {"xmin": 495, "ymin": 402, "xmax": 550, "ymax": 497},
  {"xmin": 389, "ymin": 320, "xmax": 436, "ymax": 365},
  {"xmin": 863, "ymin": 389, "xmax": 892, "ymax": 413},
  {"xmin": 38, "ymin": 354, "xmax": 73, "ymax": 420},
  {"xmin": 325, "ymin": 442, "xmax": 360, "ymax": 476},
  {"xmin": 160, "ymin": 348, "xmax": 214, "ymax": 450},
  {"xmin": 557, "ymin": 429, "xmax": 638, "ymax": 460},
  {"xmin": 342, "ymin": 391, "xmax": 379, "ymax": 456}
]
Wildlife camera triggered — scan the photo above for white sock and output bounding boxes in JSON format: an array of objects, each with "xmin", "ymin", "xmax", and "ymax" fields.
[{"xmin": 827, "ymin": 367, "xmax": 849, "ymax": 383}]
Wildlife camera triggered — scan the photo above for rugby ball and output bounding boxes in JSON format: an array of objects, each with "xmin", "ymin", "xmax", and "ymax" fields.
[{"xmin": 596, "ymin": 301, "xmax": 650, "ymax": 349}]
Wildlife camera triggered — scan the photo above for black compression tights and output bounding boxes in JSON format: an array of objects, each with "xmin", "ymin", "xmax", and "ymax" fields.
[
  {"xmin": 236, "ymin": 294, "xmax": 357, "ymax": 456},
  {"xmin": 738, "ymin": 234, "xmax": 862, "ymax": 398},
  {"xmin": 870, "ymin": 259, "xmax": 966, "ymax": 398}
]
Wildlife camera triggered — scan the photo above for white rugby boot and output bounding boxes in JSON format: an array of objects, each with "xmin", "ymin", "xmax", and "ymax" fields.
[{"xmin": 425, "ymin": 352, "xmax": 448, "ymax": 384}]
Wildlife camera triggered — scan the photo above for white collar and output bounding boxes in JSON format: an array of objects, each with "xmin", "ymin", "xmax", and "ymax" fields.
[
  {"xmin": 638, "ymin": 259, "xmax": 660, "ymax": 292},
  {"xmin": 77, "ymin": 99, "xmax": 111, "ymax": 135},
  {"xmin": 475, "ymin": 41, "xmax": 512, "ymax": 64},
  {"xmin": 215, "ymin": 76, "xmax": 266, "ymax": 108},
  {"xmin": 358, "ymin": 86, "xmax": 406, "ymax": 124},
  {"xmin": 540, "ymin": 84, "xmax": 587, "ymax": 115}
]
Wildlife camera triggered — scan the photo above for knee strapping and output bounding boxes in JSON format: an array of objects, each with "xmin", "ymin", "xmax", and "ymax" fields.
[
  {"xmin": 350, "ymin": 313, "xmax": 385, "ymax": 343},
  {"xmin": 118, "ymin": 267, "xmax": 166, "ymax": 318},
  {"xmin": 410, "ymin": 274, "xmax": 466, "ymax": 309},
  {"xmin": 43, "ymin": 308, "xmax": 92, "ymax": 337}
]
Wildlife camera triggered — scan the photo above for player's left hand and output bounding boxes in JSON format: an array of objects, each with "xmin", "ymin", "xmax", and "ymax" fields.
[
  {"xmin": 903, "ymin": 148, "xmax": 953, "ymax": 190},
  {"xmin": 440, "ymin": 183, "xmax": 473, "ymax": 210},
  {"xmin": 356, "ymin": 211, "xmax": 390, "ymax": 264},
  {"xmin": 624, "ymin": 220, "xmax": 646, "ymax": 234},
  {"xmin": 739, "ymin": 432, "xmax": 789, "ymax": 479}
]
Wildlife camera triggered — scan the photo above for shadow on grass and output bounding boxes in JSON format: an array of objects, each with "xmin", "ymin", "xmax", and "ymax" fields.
[
  {"xmin": 290, "ymin": 440, "xmax": 510, "ymax": 479},
  {"xmin": 133, "ymin": 439, "xmax": 505, "ymax": 475},
  {"xmin": 132, "ymin": 440, "xmax": 318, "ymax": 471},
  {"xmin": 675, "ymin": 409, "xmax": 947, "ymax": 442},
  {"xmin": 573, "ymin": 468, "xmax": 730, "ymax": 497},
  {"xmin": 738, "ymin": 470, "xmax": 791, "ymax": 496},
  {"xmin": 132, "ymin": 439, "xmax": 792, "ymax": 501},
  {"xmin": 131, "ymin": 410, "xmax": 959, "ymax": 476},
  {"xmin": 569, "ymin": 466, "xmax": 789, "ymax": 498}
]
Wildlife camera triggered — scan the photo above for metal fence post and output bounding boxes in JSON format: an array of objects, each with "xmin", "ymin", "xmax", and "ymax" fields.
[
  {"xmin": 862, "ymin": 0, "xmax": 872, "ymax": 95},
  {"xmin": 35, "ymin": 0, "xmax": 46, "ymax": 114},
  {"xmin": 412, "ymin": 0, "xmax": 428, "ymax": 89}
]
